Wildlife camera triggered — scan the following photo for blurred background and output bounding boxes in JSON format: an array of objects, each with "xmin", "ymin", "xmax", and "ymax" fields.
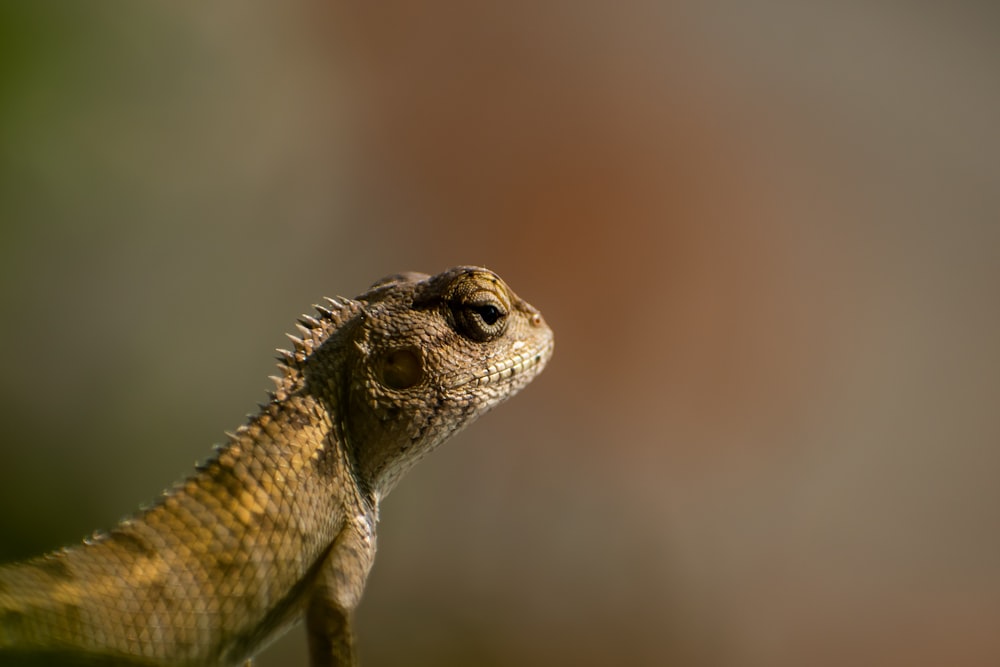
[{"xmin": 1, "ymin": 2, "xmax": 998, "ymax": 665}]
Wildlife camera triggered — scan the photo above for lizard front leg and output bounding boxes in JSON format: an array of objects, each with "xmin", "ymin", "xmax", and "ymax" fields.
[
  {"xmin": 305, "ymin": 593, "xmax": 356, "ymax": 667},
  {"xmin": 306, "ymin": 518, "xmax": 377, "ymax": 667}
]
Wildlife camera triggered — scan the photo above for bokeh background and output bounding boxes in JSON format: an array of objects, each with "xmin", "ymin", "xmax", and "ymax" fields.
[{"xmin": 1, "ymin": 3, "xmax": 998, "ymax": 666}]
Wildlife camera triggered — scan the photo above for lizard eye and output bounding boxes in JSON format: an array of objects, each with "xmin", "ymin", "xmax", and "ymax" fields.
[
  {"xmin": 451, "ymin": 295, "xmax": 508, "ymax": 342},
  {"xmin": 472, "ymin": 304, "xmax": 502, "ymax": 325}
]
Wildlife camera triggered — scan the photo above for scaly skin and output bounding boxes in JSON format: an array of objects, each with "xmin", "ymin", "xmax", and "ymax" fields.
[{"xmin": 0, "ymin": 267, "xmax": 554, "ymax": 666}]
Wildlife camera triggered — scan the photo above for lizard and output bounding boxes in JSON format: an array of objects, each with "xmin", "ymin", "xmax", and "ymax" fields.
[{"xmin": 0, "ymin": 266, "xmax": 553, "ymax": 667}]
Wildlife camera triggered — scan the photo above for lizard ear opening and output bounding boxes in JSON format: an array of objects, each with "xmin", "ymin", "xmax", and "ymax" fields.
[{"xmin": 379, "ymin": 347, "xmax": 424, "ymax": 390}]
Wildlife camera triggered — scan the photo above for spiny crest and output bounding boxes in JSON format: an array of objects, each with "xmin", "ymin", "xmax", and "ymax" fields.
[{"xmin": 275, "ymin": 295, "xmax": 363, "ymax": 378}]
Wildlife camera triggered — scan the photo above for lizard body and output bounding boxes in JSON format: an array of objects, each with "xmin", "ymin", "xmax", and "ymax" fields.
[{"xmin": 0, "ymin": 267, "xmax": 553, "ymax": 666}]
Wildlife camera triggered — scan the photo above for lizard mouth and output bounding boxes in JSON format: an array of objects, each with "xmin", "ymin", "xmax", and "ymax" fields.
[{"xmin": 449, "ymin": 337, "xmax": 554, "ymax": 391}]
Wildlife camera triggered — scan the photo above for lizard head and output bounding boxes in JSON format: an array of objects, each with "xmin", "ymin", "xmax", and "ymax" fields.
[{"xmin": 303, "ymin": 267, "xmax": 553, "ymax": 500}]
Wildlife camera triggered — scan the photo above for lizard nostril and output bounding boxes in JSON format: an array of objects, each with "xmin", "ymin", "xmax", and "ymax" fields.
[{"xmin": 530, "ymin": 313, "xmax": 543, "ymax": 327}]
